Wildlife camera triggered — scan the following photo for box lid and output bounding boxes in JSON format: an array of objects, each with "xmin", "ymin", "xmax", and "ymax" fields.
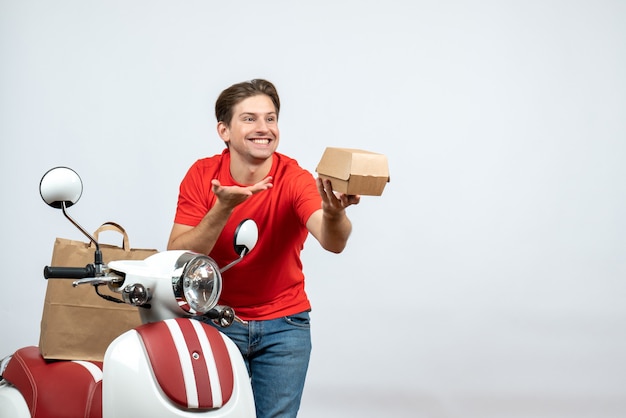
[{"xmin": 315, "ymin": 147, "xmax": 390, "ymax": 181}]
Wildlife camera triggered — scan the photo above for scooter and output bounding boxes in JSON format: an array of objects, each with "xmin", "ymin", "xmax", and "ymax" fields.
[{"xmin": 0, "ymin": 167, "xmax": 257, "ymax": 418}]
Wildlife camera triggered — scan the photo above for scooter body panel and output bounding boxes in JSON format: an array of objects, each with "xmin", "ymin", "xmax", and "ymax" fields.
[
  {"xmin": 103, "ymin": 323, "xmax": 255, "ymax": 418},
  {"xmin": 0, "ymin": 381, "xmax": 30, "ymax": 418}
]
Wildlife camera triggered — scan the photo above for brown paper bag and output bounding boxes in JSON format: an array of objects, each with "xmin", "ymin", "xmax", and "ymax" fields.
[{"xmin": 39, "ymin": 222, "xmax": 158, "ymax": 361}]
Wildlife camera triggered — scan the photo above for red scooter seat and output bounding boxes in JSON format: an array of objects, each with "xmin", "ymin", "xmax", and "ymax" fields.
[{"xmin": 2, "ymin": 346, "xmax": 103, "ymax": 418}]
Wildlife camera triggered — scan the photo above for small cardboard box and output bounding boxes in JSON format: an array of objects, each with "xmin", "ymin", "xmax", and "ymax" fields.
[{"xmin": 316, "ymin": 147, "xmax": 390, "ymax": 196}]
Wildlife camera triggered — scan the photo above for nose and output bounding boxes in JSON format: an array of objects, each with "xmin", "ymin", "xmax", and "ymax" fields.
[{"xmin": 254, "ymin": 118, "xmax": 269, "ymax": 132}]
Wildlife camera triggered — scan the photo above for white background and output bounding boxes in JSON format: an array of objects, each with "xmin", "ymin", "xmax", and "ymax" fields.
[{"xmin": 1, "ymin": 1, "xmax": 625, "ymax": 417}]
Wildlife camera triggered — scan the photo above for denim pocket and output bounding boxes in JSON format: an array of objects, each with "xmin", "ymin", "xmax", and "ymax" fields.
[{"xmin": 283, "ymin": 311, "xmax": 311, "ymax": 329}]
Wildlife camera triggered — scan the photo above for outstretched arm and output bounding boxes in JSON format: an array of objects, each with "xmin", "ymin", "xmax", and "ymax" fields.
[
  {"xmin": 168, "ymin": 177, "xmax": 273, "ymax": 254},
  {"xmin": 306, "ymin": 178, "xmax": 360, "ymax": 254}
]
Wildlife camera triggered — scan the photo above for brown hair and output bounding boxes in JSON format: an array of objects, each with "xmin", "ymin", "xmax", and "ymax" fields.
[{"xmin": 215, "ymin": 79, "xmax": 281, "ymax": 126}]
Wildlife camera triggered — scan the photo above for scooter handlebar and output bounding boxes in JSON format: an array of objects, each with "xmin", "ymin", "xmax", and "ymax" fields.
[{"xmin": 44, "ymin": 265, "xmax": 96, "ymax": 279}]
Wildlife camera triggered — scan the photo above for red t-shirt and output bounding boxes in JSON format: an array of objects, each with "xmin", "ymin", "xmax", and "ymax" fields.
[{"xmin": 174, "ymin": 149, "xmax": 322, "ymax": 320}]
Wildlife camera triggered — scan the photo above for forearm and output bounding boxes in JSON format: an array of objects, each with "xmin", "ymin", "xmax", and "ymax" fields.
[
  {"xmin": 319, "ymin": 210, "xmax": 352, "ymax": 254},
  {"xmin": 167, "ymin": 201, "xmax": 233, "ymax": 254}
]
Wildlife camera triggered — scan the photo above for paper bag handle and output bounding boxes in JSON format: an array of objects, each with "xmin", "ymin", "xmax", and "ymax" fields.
[{"xmin": 90, "ymin": 222, "xmax": 130, "ymax": 250}]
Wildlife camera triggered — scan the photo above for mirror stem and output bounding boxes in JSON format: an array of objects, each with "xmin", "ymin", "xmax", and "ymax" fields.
[
  {"xmin": 61, "ymin": 201, "xmax": 103, "ymax": 266},
  {"xmin": 219, "ymin": 248, "xmax": 249, "ymax": 273}
]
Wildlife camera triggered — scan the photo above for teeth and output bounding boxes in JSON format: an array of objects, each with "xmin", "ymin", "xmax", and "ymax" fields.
[{"xmin": 251, "ymin": 139, "xmax": 270, "ymax": 144}]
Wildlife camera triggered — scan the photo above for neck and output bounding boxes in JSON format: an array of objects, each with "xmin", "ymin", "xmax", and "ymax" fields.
[{"xmin": 229, "ymin": 153, "xmax": 273, "ymax": 185}]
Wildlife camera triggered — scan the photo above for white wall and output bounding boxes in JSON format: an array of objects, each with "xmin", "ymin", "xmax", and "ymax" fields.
[{"xmin": 1, "ymin": 1, "xmax": 625, "ymax": 417}]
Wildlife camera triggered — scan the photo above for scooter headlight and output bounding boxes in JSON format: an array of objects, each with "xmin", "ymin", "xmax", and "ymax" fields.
[{"xmin": 172, "ymin": 253, "xmax": 222, "ymax": 315}]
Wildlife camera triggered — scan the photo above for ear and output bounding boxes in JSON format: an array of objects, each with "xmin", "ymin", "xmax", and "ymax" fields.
[{"xmin": 217, "ymin": 121, "xmax": 230, "ymax": 143}]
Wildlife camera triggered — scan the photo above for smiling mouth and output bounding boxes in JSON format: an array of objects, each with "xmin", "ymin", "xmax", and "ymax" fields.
[{"xmin": 249, "ymin": 139, "xmax": 271, "ymax": 145}]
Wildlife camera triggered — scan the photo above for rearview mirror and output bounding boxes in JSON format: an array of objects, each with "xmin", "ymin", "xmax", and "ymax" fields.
[
  {"xmin": 220, "ymin": 219, "xmax": 259, "ymax": 273},
  {"xmin": 39, "ymin": 167, "xmax": 83, "ymax": 209},
  {"xmin": 234, "ymin": 218, "xmax": 258, "ymax": 256}
]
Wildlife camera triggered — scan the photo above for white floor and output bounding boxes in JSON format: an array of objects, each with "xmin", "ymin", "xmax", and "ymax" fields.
[{"xmin": 299, "ymin": 387, "xmax": 626, "ymax": 418}]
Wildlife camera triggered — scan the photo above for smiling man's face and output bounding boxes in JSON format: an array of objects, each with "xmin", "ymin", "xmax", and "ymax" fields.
[{"xmin": 218, "ymin": 94, "xmax": 280, "ymax": 165}]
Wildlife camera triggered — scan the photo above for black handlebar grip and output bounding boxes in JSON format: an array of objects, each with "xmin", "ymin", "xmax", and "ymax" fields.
[{"xmin": 44, "ymin": 264, "xmax": 96, "ymax": 279}]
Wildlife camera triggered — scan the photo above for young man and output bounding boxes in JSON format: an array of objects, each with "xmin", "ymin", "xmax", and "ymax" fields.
[{"xmin": 167, "ymin": 79, "xmax": 360, "ymax": 417}]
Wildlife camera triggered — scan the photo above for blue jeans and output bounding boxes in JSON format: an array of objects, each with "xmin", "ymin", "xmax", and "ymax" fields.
[{"xmin": 200, "ymin": 311, "xmax": 312, "ymax": 418}]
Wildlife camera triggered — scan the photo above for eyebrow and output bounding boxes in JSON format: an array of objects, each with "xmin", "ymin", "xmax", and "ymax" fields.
[
  {"xmin": 238, "ymin": 112, "xmax": 278, "ymax": 120},
  {"xmin": 240, "ymin": 112, "xmax": 277, "ymax": 116}
]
